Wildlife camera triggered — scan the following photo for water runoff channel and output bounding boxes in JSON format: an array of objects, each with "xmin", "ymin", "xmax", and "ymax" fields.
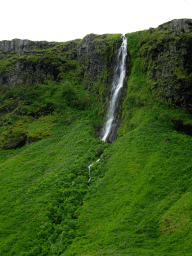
[{"xmin": 72, "ymin": 35, "xmax": 127, "ymax": 188}]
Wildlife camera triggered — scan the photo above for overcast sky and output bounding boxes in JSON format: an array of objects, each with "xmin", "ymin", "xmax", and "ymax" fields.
[{"xmin": 1, "ymin": 0, "xmax": 191, "ymax": 42}]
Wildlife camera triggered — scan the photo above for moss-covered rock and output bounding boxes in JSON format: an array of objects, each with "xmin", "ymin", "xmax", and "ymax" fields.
[{"xmin": 127, "ymin": 19, "xmax": 192, "ymax": 113}]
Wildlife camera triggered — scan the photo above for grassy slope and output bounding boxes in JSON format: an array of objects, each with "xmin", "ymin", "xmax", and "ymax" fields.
[
  {"xmin": 1, "ymin": 29, "xmax": 192, "ymax": 256},
  {"xmin": 62, "ymin": 30, "xmax": 192, "ymax": 255},
  {"xmin": 63, "ymin": 119, "xmax": 192, "ymax": 256},
  {"xmin": 0, "ymin": 33, "xmax": 121, "ymax": 149},
  {"xmin": 0, "ymin": 115, "xmax": 108, "ymax": 256},
  {"xmin": 0, "ymin": 34, "xmax": 120, "ymax": 256}
]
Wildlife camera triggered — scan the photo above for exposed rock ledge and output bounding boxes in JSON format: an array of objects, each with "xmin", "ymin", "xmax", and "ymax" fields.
[
  {"xmin": 0, "ymin": 38, "xmax": 57, "ymax": 55},
  {"xmin": 158, "ymin": 19, "xmax": 192, "ymax": 35}
]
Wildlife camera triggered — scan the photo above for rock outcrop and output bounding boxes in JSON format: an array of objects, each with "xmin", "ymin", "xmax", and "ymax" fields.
[
  {"xmin": 158, "ymin": 18, "xmax": 192, "ymax": 35},
  {"xmin": 77, "ymin": 34, "xmax": 106, "ymax": 81},
  {"xmin": 0, "ymin": 60, "xmax": 61, "ymax": 87},
  {"xmin": 0, "ymin": 35, "xmax": 120, "ymax": 89},
  {"xmin": 141, "ymin": 19, "xmax": 192, "ymax": 112},
  {"xmin": 0, "ymin": 38, "xmax": 57, "ymax": 56},
  {"xmin": 0, "ymin": 39, "xmax": 80, "ymax": 87},
  {"xmin": 0, "ymin": 34, "xmax": 123, "ymax": 148}
]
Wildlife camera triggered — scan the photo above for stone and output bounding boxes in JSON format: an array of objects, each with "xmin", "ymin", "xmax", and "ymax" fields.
[
  {"xmin": 3, "ymin": 135, "xmax": 27, "ymax": 150},
  {"xmin": 0, "ymin": 38, "xmax": 56, "ymax": 55},
  {"xmin": 149, "ymin": 27, "xmax": 154, "ymax": 33},
  {"xmin": 158, "ymin": 19, "xmax": 192, "ymax": 35}
]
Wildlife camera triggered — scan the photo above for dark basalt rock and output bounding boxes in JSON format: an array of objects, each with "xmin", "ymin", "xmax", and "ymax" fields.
[
  {"xmin": 158, "ymin": 19, "xmax": 192, "ymax": 35},
  {"xmin": 3, "ymin": 134, "xmax": 27, "ymax": 150},
  {"xmin": 0, "ymin": 38, "xmax": 80, "ymax": 88},
  {"xmin": 0, "ymin": 36, "xmax": 113, "ymax": 89},
  {"xmin": 61, "ymin": 39, "xmax": 80, "ymax": 53},
  {"xmin": 143, "ymin": 19, "xmax": 192, "ymax": 112},
  {"xmin": 107, "ymin": 118, "xmax": 122, "ymax": 143},
  {"xmin": 0, "ymin": 60, "xmax": 61, "ymax": 87},
  {"xmin": 0, "ymin": 38, "xmax": 57, "ymax": 55},
  {"xmin": 77, "ymin": 34, "xmax": 106, "ymax": 87},
  {"xmin": 0, "ymin": 34, "xmax": 124, "ymax": 149},
  {"xmin": 172, "ymin": 118, "xmax": 192, "ymax": 136},
  {"xmin": 0, "ymin": 103, "xmax": 17, "ymax": 114},
  {"xmin": 149, "ymin": 27, "xmax": 154, "ymax": 33}
]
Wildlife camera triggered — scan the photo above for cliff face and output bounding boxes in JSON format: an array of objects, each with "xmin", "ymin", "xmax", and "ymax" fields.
[
  {"xmin": 0, "ymin": 39, "xmax": 56, "ymax": 56},
  {"xmin": 0, "ymin": 34, "xmax": 122, "ymax": 149},
  {"xmin": 1, "ymin": 20, "xmax": 192, "ymax": 256},
  {"xmin": 149, "ymin": 19, "xmax": 192, "ymax": 111},
  {"xmin": 157, "ymin": 18, "xmax": 192, "ymax": 35},
  {"xmin": 125, "ymin": 19, "xmax": 192, "ymax": 114},
  {"xmin": 1, "ymin": 19, "xmax": 192, "ymax": 111},
  {"xmin": 0, "ymin": 35, "xmax": 120, "ymax": 88},
  {"xmin": 0, "ymin": 38, "xmax": 77, "ymax": 87},
  {"xmin": 1, "ymin": 18, "xmax": 192, "ymax": 150}
]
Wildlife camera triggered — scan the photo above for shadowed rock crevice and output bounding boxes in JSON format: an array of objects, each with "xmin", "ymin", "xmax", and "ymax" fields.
[
  {"xmin": 172, "ymin": 119, "xmax": 192, "ymax": 136},
  {"xmin": 2, "ymin": 134, "xmax": 27, "ymax": 150}
]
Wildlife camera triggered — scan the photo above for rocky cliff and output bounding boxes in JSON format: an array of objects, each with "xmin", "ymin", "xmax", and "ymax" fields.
[
  {"xmin": 0, "ymin": 38, "xmax": 77, "ymax": 87},
  {"xmin": 1, "ymin": 19, "xmax": 192, "ymax": 256},
  {"xmin": 0, "ymin": 39, "xmax": 56, "ymax": 56},
  {"xmin": 157, "ymin": 18, "xmax": 192, "ymax": 35},
  {"xmin": 0, "ymin": 34, "xmax": 122, "ymax": 149},
  {"xmin": 1, "ymin": 18, "xmax": 192, "ymax": 150},
  {"xmin": 0, "ymin": 35, "xmax": 121, "ymax": 88},
  {"xmin": 128, "ymin": 18, "xmax": 192, "ymax": 113}
]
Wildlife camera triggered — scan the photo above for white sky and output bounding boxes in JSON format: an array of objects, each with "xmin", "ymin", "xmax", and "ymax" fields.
[{"xmin": 1, "ymin": 0, "xmax": 191, "ymax": 42}]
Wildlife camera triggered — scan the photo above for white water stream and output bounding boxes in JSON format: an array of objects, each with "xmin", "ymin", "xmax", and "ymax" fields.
[
  {"xmin": 88, "ymin": 158, "xmax": 100, "ymax": 187},
  {"xmin": 101, "ymin": 35, "xmax": 127, "ymax": 142},
  {"xmin": 72, "ymin": 35, "xmax": 127, "ymax": 188},
  {"xmin": 87, "ymin": 35, "xmax": 127, "ymax": 187}
]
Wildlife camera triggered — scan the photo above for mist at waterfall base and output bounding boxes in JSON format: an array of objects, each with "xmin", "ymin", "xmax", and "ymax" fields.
[{"xmin": 87, "ymin": 35, "xmax": 127, "ymax": 187}]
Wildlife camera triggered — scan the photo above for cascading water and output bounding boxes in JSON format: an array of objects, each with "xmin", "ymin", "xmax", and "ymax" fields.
[
  {"xmin": 87, "ymin": 35, "xmax": 127, "ymax": 187},
  {"xmin": 101, "ymin": 35, "xmax": 127, "ymax": 142},
  {"xmin": 88, "ymin": 158, "xmax": 100, "ymax": 188}
]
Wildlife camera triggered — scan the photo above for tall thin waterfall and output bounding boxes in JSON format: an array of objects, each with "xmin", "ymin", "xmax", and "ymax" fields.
[
  {"xmin": 86, "ymin": 35, "xmax": 127, "ymax": 188},
  {"xmin": 101, "ymin": 35, "xmax": 127, "ymax": 142}
]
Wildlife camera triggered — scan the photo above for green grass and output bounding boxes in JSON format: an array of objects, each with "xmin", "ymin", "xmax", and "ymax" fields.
[
  {"xmin": 0, "ymin": 115, "xmax": 108, "ymax": 256},
  {"xmin": 61, "ymin": 28, "xmax": 192, "ymax": 255},
  {"xmin": 0, "ymin": 80, "xmax": 95, "ymax": 149},
  {"xmin": 62, "ymin": 117, "xmax": 192, "ymax": 256},
  {"xmin": 1, "ymin": 28, "xmax": 192, "ymax": 256}
]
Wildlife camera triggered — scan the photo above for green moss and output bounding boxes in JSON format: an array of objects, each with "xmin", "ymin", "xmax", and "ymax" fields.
[
  {"xmin": 0, "ymin": 56, "xmax": 18, "ymax": 72},
  {"xmin": 1, "ymin": 28, "xmax": 192, "ymax": 255}
]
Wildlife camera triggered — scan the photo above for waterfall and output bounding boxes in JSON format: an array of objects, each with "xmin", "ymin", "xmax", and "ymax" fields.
[
  {"xmin": 87, "ymin": 35, "xmax": 127, "ymax": 188},
  {"xmin": 101, "ymin": 35, "xmax": 127, "ymax": 142}
]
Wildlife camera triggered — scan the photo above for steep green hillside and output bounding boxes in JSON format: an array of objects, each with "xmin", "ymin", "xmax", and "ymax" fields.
[
  {"xmin": 0, "ymin": 33, "xmax": 121, "ymax": 149},
  {"xmin": 1, "ymin": 19, "xmax": 192, "ymax": 256},
  {"xmin": 62, "ymin": 21, "xmax": 192, "ymax": 255},
  {"xmin": 0, "ymin": 34, "xmax": 121, "ymax": 255}
]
